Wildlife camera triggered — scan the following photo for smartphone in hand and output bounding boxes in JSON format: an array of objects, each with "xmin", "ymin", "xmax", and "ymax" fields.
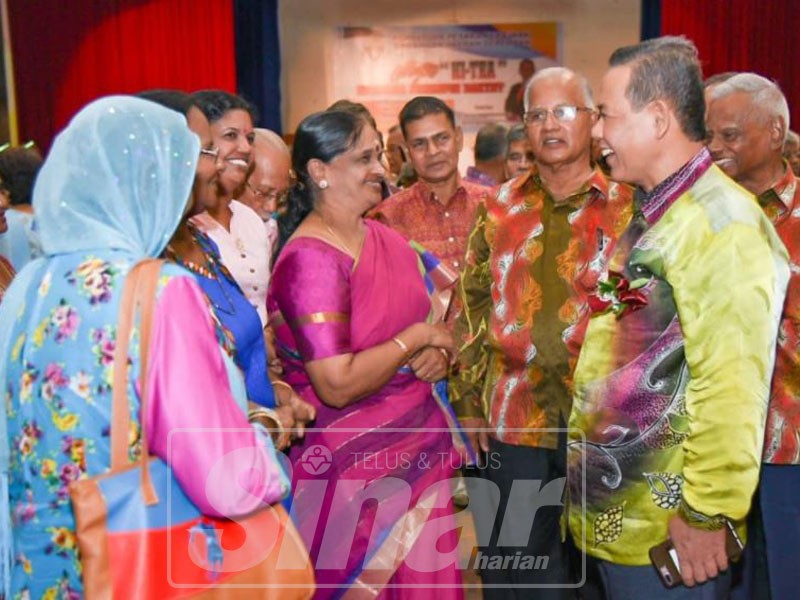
[{"xmin": 649, "ymin": 519, "xmax": 744, "ymax": 588}]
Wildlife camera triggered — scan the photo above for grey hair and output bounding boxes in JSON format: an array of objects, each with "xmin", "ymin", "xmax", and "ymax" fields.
[
  {"xmin": 523, "ymin": 67, "xmax": 594, "ymax": 112},
  {"xmin": 709, "ymin": 73, "xmax": 790, "ymax": 142},
  {"xmin": 786, "ymin": 130, "xmax": 800, "ymax": 147}
]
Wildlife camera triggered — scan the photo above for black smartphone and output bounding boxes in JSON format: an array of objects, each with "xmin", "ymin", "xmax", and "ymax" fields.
[{"xmin": 649, "ymin": 519, "xmax": 744, "ymax": 588}]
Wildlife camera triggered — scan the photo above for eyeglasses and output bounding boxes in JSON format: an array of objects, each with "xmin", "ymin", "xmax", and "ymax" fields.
[
  {"xmin": 523, "ymin": 105, "xmax": 595, "ymax": 125},
  {"xmin": 246, "ymin": 182, "xmax": 285, "ymax": 203},
  {"xmin": 199, "ymin": 147, "xmax": 220, "ymax": 159}
]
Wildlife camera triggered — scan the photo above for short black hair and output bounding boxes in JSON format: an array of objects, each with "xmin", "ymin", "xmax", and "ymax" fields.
[
  {"xmin": 609, "ymin": 36, "xmax": 705, "ymax": 142},
  {"xmin": 137, "ymin": 89, "xmax": 194, "ymax": 116},
  {"xmin": 399, "ymin": 96, "xmax": 455, "ymax": 139},
  {"xmin": 191, "ymin": 90, "xmax": 258, "ymax": 125},
  {"xmin": 0, "ymin": 147, "xmax": 43, "ymax": 206},
  {"xmin": 326, "ymin": 99, "xmax": 378, "ymax": 130},
  {"xmin": 475, "ymin": 123, "xmax": 508, "ymax": 162},
  {"xmin": 326, "ymin": 99, "xmax": 382, "ymax": 148}
]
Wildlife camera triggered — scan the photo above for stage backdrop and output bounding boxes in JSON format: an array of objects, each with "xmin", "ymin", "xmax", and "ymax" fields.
[
  {"xmin": 655, "ymin": 0, "xmax": 800, "ymax": 136},
  {"xmin": 333, "ymin": 23, "xmax": 562, "ymax": 135},
  {"xmin": 7, "ymin": 0, "xmax": 237, "ymax": 153}
]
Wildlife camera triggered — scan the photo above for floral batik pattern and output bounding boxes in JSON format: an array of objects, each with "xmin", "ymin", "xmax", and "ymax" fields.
[
  {"xmin": 5, "ymin": 252, "xmax": 154, "ymax": 598},
  {"xmin": 759, "ymin": 168, "xmax": 800, "ymax": 464}
]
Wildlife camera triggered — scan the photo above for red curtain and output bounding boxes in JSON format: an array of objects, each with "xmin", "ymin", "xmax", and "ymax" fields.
[
  {"xmin": 661, "ymin": 0, "xmax": 800, "ymax": 131},
  {"xmin": 8, "ymin": 0, "xmax": 237, "ymax": 152}
]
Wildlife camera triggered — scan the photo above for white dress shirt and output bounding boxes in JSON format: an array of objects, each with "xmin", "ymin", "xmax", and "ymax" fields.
[{"xmin": 192, "ymin": 200, "xmax": 272, "ymax": 325}]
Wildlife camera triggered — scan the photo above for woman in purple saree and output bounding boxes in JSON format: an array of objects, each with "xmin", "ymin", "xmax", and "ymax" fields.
[{"xmin": 268, "ymin": 111, "xmax": 466, "ymax": 599}]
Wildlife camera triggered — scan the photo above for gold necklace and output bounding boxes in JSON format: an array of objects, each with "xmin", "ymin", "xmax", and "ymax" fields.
[
  {"xmin": 314, "ymin": 211, "xmax": 362, "ymax": 259},
  {"xmin": 324, "ymin": 223, "xmax": 359, "ymax": 259}
]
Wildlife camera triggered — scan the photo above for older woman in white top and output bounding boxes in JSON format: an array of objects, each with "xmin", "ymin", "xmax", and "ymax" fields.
[{"xmin": 190, "ymin": 90, "xmax": 271, "ymax": 325}]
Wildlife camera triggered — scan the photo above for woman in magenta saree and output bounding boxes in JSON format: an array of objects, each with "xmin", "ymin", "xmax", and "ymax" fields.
[{"xmin": 268, "ymin": 111, "xmax": 467, "ymax": 599}]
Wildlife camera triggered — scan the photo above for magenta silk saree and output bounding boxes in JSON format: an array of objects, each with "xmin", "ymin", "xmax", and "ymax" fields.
[{"xmin": 268, "ymin": 219, "xmax": 464, "ymax": 599}]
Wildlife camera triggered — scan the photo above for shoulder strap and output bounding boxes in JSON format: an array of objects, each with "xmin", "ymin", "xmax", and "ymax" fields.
[
  {"xmin": 110, "ymin": 263, "xmax": 142, "ymax": 469},
  {"xmin": 109, "ymin": 258, "xmax": 164, "ymax": 504}
]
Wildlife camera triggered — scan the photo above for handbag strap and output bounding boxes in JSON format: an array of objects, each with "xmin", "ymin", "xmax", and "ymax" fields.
[
  {"xmin": 110, "ymin": 262, "xmax": 141, "ymax": 469},
  {"xmin": 109, "ymin": 258, "xmax": 164, "ymax": 504}
]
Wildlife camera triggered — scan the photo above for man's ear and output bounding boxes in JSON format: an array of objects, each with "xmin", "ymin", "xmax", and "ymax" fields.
[
  {"xmin": 455, "ymin": 126, "xmax": 464, "ymax": 153},
  {"xmin": 649, "ymin": 100, "xmax": 671, "ymax": 140},
  {"xmin": 770, "ymin": 117, "xmax": 787, "ymax": 152}
]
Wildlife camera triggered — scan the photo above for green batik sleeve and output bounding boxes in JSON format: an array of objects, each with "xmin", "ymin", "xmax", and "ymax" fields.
[
  {"xmin": 449, "ymin": 203, "xmax": 491, "ymax": 420},
  {"xmin": 670, "ymin": 217, "xmax": 788, "ymax": 528}
]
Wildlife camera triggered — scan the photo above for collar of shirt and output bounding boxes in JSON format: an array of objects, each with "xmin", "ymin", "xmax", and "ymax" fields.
[
  {"xmin": 512, "ymin": 164, "xmax": 612, "ymax": 209},
  {"xmin": 638, "ymin": 147, "xmax": 713, "ymax": 225},
  {"xmin": 758, "ymin": 160, "xmax": 797, "ymax": 218},
  {"xmin": 416, "ymin": 177, "xmax": 470, "ymax": 208}
]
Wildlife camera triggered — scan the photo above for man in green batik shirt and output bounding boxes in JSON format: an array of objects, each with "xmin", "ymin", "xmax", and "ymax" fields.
[{"xmin": 567, "ymin": 37, "xmax": 789, "ymax": 598}]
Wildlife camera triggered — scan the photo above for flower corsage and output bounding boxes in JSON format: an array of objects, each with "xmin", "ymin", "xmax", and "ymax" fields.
[{"xmin": 587, "ymin": 270, "xmax": 649, "ymax": 318}]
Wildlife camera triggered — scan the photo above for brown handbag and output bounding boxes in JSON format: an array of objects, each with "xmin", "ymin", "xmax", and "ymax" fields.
[{"xmin": 69, "ymin": 259, "xmax": 315, "ymax": 599}]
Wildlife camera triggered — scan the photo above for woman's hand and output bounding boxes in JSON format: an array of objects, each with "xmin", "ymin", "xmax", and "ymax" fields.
[
  {"xmin": 264, "ymin": 326, "xmax": 285, "ymax": 377},
  {"xmin": 404, "ymin": 322, "xmax": 456, "ymax": 357},
  {"xmin": 247, "ymin": 401, "xmax": 294, "ymax": 451},
  {"xmin": 274, "ymin": 382, "xmax": 316, "ymax": 443},
  {"xmin": 271, "ymin": 406, "xmax": 295, "ymax": 450},
  {"xmin": 408, "ymin": 347, "xmax": 449, "ymax": 382},
  {"xmin": 429, "ymin": 323, "xmax": 456, "ymax": 355},
  {"xmin": 302, "ymin": 322, "xmax": 455, "ymax": 409}
]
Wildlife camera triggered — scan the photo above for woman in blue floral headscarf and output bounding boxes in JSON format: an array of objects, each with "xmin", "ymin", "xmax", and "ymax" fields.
[{"xmin": 0, "ymin": 96, "xmax": 289, "ymax": 599}]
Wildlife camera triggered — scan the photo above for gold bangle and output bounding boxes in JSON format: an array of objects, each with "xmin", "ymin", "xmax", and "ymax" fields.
[
  {"xmin": 271, "ymin": 380, "xmax": 293, "ymax": 407},
  {"xmin": 392, "ymin": 336, "xmax": 409, "ymax": 355},
  {"xmin": 249, "ymin": 406, "xmax": 280, "ymax": 426},
  {"xmin": 248, "ymin": 407, "xmax": 286, "ymax": 443},
  {"xmin": 272, "ymin": 380, "xmax": 292, "ymax": 392}
]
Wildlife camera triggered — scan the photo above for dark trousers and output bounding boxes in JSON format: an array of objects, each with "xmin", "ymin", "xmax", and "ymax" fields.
[
  {"xmin": 760, "ymin": 464, "xmax": 800, "ymax": 600},
  {"xmin": 597, "ymin": 560, "xmax": 731, "ymax": 600},
  {"xmin": 730, "ymin": 490, "xmax": 770, "ymax": 600},
  {"xmin": 466, "ymin": 437, "xmax": 576, "ymax": 600}
]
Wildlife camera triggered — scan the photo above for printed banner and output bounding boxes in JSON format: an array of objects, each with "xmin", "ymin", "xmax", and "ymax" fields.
[{"xmin": 333, "ymin": 23, "xmax": 562, "ymax": 132}]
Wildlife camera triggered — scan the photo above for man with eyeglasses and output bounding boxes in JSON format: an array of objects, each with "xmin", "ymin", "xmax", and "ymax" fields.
[
  {"xmin": 450, "ymin": 66, "xmax": 632, "ymax": 598},
  {"xmin": 240, "ymin": 128, "xmax": 292, "ymax": 254},
  {"xmin": 372, "ymin": 96, "xmax": 491, "ymax": 326}
]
